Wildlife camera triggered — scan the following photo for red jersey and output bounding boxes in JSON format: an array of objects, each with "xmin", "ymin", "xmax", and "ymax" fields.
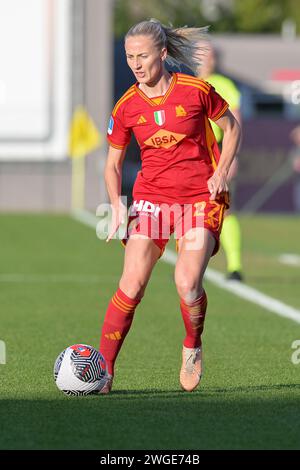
[{"xmin": 107, "ymin": 72, "xmax": 228, "ymax": 204}]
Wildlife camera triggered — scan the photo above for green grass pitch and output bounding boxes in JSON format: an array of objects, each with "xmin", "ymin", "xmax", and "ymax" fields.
[{"xmin": 0, "ymin": 213, "xmax": 300, "ymax": 450}]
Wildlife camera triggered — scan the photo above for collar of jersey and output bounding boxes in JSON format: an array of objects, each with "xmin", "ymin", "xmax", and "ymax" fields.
[{"xmin": 135, "ymin": 72, "xmax": 177, "ymax": 107}]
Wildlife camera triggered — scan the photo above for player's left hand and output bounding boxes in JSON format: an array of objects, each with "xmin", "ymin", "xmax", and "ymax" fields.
[{"xmin": 207, "ymin": 170, "xmax": 228, "ymax": 201}]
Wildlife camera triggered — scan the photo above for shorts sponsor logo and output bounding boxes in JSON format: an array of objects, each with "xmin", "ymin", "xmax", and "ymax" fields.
[
  {"xmin": 132, "ymin": 200, "xmax": 161, "ymax": 218},
  {"xmin": 95, "ymin": 197, "xmax": 211, "ymax": 252}
]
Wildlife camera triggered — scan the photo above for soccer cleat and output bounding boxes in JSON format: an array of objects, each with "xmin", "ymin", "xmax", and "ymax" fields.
[
  {"xmin": 180, "ymin": 346, "xmax": 202, "ymax": 392},
  {"xmin": 99, "ymin": 374, "xmax": 113, "ymax": 394},
  {"xmin": 227, "ymin": 270, "xmax": 244, "ymax": 282}
]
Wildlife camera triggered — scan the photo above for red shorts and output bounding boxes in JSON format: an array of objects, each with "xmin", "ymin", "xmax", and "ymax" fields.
[{"xmin": 122, "ymin": 193, "xmax": 229, "ymax": 256}]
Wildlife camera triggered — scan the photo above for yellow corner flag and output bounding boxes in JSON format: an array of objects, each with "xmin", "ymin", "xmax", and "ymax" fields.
[
  {"xmin": 68, "ymin": 107, "xmax": 102, "ymax": 211},
  {"xmin": 68, "ymin": 106, "xmax": 101, "ymax": 158}
]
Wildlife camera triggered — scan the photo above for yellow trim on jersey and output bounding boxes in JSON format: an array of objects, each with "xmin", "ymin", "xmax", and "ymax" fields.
[
  {"xmin": 177, "ymin": 73, "xmax": 210, "ymax": 89},
  {"xmin": 107, "ymin": 138, "xmax": 126, "ymax": 150},
  {"xmin": 135, "ymin": 73, "xmax": 177, "ymax": 106},
  {"xmin": 151, "ymin": 97, "xmax": 163, "ymax": 106},
  {"xmin": 177, "ymin": 74, "xmax": 210, "ymax": 94},
  {"xmin": 112, "ymin": 86, "xmax": 136, "ymax": 116},
  {"xmin": 204, "ymin": 116, "xmax": 217, "ymax": 170},
  {"xmin": 161, "ymin": 73, "xmax": 177, "ymax": 104},
  {"xmin": 135, "ymin": 86, "xmax": 155, "ymax": 106},
  {"xmin": 113, "ymin": 84, "xmax": 135, "ymax": 106},
  {"xmin": 211, "ymin": 103, "xmax": 229, "ymax": 122},
  {"xmin": 177, "ymin": 80, "xmax": 210, "ymax": 95},
  {"xmin": 219, "ymin": 202, "xmax": 226, "ymax": 228}
]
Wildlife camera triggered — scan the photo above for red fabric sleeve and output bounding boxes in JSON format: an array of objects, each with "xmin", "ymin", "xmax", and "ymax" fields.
[
  {"xmin": 107, "ymin": 106, "xmax": 131, "ymax": 149},
  {"xmin": 201, "ymin": 86, "xmax": 229, "ymax": 122}
]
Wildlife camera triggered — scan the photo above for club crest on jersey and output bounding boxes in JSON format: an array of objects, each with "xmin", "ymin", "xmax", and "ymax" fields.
[
  {"xmin": 107, "ymin": 116, "xmax": 114, "ymax": 135},
  {"xmin": 176, "ymin": 105, "xmax": 187, "ymax": 117},
  {"xmin": 154, "ymin": 110, "xmax": 165, "ymax": 126}
]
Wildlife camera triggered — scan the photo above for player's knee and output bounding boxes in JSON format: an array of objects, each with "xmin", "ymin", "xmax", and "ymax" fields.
[
  {"xmin": 119, "ymin": 277, "xmax": 146, "ymax": 300},
  {"xmin": 175, "ymin": 277, "xmax": 203, "ymax": 303}
]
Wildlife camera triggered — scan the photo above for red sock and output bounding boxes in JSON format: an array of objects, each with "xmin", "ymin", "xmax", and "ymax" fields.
[
  {"xmin": 99, "ymin": 288, "xmax": 141, "ymax": 375},
  {"xmin": 180, "ymin": 291, "xmax": 207, "ymax": 348}
]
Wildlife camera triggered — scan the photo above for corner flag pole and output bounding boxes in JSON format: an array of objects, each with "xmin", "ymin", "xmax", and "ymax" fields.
[
  {"xmin": 68, "ymin": 106, "xmax": 102, "ymax": 212},
  {"xmin": 71, "ymin": 155, "xmax": 86, "ymax": 210}
]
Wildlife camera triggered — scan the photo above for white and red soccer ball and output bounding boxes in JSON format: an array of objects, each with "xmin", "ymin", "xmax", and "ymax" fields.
[{"xmin": 54, "ymin": 344, "xmax": 107, "ymax": 396}]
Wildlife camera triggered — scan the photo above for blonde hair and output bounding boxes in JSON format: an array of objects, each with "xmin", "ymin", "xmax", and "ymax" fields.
[{"xmin": 125, "ymin": 19, "xmax": 209, "ymax": 74}]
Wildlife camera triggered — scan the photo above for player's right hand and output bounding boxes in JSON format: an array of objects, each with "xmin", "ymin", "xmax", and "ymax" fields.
[{"xmin": 106, "ymin": 200, "xmax": 127, "ymax": 243}]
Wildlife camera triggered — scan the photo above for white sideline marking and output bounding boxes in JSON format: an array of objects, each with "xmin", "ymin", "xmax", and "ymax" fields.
[
  {"xmin": 0, "ymin": 340, "xmax": 6, "ymax": 365},
  {"xmin": 72, "ymin": 209, "xmax": 300, "ymax": 325},
  {"xmin": 71, "ymin": 208, "xmax": 102, "ymax": 229},
  {"xmin": 278, "ymin": 254, "xmax": 300, "ymax": 267}
]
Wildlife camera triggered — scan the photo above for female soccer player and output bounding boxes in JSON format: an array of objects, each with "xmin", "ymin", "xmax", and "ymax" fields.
[{"xmin": 99, "ymin": 19, "xmax": 241, "ymax": 393}]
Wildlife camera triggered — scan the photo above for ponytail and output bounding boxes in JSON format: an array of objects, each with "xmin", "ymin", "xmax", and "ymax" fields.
[{"xmin": 125, "ymin": 18, "xmax": 209, "ymax": 74}]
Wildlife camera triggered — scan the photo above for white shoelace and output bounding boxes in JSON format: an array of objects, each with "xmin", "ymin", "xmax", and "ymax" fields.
[{"xmin": 184, "ymin": 348, "xmax": 201, "ymax": 374}]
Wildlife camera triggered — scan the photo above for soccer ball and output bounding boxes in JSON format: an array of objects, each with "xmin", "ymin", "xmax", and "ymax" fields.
[{"xmin": 54, "ymin": 344, "xmax": 108, "ymax": 396}]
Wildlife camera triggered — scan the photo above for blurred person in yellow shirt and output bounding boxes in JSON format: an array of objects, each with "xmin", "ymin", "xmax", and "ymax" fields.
[
  {"xmin": 197, "ymin": 42, "xmax": 243, "ymax": 281},
  {"xmin": 290, "ymin": 125, "xmax": 300, "ymax": 211}
]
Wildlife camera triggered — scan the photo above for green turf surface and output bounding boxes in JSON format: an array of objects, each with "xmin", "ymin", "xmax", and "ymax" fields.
[{"xmin": 0, "ymin": 214, "xmax": 300, "ymax": 450}]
